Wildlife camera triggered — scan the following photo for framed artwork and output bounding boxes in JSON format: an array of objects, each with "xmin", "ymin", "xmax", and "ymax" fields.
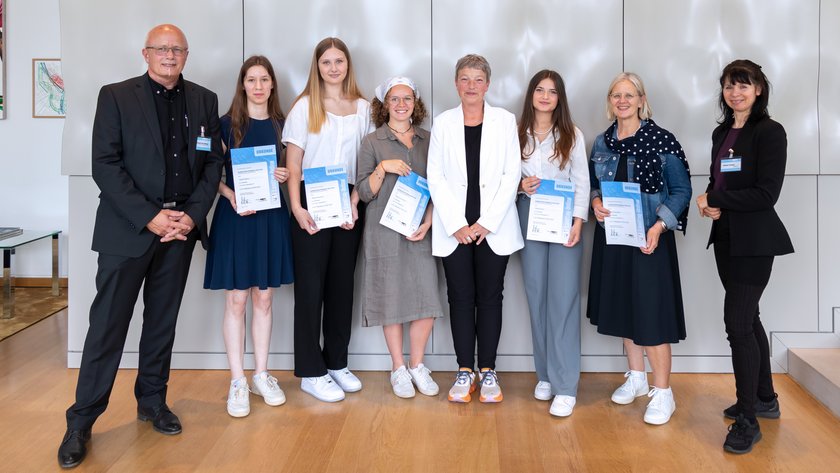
[{"xmin": 32, "ymin": 58, "xmax": 65, "ymax": 118}]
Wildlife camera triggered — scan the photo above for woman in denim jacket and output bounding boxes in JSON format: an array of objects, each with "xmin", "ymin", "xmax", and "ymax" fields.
[{"xmin": 587, "ymin": 72, "xmax": 691, "ymax": 426}]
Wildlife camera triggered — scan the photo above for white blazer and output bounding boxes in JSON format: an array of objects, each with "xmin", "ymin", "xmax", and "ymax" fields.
[{"xmin": 427, "ymin": 102, "xmax": 525, "ymax": 257}]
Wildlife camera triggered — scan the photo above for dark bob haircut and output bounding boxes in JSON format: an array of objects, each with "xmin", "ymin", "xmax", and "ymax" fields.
[{"xmin": 718, "ymin": 59, "xmax": 771, "ymax": 126}]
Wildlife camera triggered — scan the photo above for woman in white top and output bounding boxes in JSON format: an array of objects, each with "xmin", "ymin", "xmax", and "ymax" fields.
[
  {"xmin": 282, "ymin": 37, "xmax": 373, "ymax": 403},
  {"xmin": 427, "ymin": 54, "xmax": 524, "ymax": 404},
  {"xmin": 516, "ymin": 69, "xmax": 589, "ymax": 417}
]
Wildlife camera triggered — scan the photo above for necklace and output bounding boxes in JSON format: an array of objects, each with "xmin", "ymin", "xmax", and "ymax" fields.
[
  {"xmin": 387, "ymin": 122, "xmax": 413, "ymax": 135},
  {"xmin": 532, "ymin": 127, "xmax": 552, "ymax": 136}
]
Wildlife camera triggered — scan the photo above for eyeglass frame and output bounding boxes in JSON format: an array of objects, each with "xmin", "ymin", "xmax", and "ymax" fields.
[
  {"xmin": 386, "ymin": 95, "xmax": 415, "ymax": 105},
  {"xmin": 145, "ymin": 45, "xmax": 189, "ymax": 57},
  {"xmin": 608, "ymin": 93, "xmax": 639, "ymax": 102}
]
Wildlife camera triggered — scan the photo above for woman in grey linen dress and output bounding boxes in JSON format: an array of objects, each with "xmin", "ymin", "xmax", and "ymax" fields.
[{"xmin": 356, "ymin": 76, "xmax": 443, "ymax": 399}]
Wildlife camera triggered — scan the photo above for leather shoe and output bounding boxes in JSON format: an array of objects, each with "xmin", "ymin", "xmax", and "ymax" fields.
[
  {"xmin": 137, "ymin": 404, "xmax": 182, "ymax": 435},
  {"xmin": 57, "ymin": 428, "xmax": 91, "ymax": 469}
]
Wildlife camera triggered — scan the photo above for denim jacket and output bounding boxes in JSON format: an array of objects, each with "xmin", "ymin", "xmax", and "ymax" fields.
[{"xmin": 589, "ymin": 125, "xmax": 692, "ymax": 231}]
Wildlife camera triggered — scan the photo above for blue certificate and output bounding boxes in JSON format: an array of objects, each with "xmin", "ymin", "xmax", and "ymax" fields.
[
  {"xmin": 601, "ymin": 181, "xmax": 646, "ymax": 248},
  {"xmin": 230, "ymin": 145, "xmax": 282, "ymax": 212},
  {"xmin": 379, "ymin": 171, "xmax": 431, "ymax": 237},
  {"xmin": 526, "ymin": 179, "xmax": 575, "ymax": 244},
  {"xmin": 303, "ymin": 165, "xmax": 353, "ymax": 229}
]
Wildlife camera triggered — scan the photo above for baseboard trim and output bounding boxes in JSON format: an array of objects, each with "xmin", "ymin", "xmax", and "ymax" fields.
[{"xmin": 13, "ymin": 277, "xmax": 69, "ymax": 288}]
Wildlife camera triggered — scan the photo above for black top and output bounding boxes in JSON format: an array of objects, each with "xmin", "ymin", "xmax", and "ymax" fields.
[
  {"xmin": 464, "ymin": 124, "xmax": 482, "ymax": 225},
  {"xmin": 712, "ymin": 128, "xmax": 741, "ymax": 192},
  {"xmin": 148, "ymin": 73, "xmax": 192, "ymax": 203}
]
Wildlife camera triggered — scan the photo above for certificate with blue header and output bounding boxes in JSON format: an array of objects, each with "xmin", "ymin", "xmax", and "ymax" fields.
[
  {"xmin": 526, "ymin": 179, "xmax": 575, "ymax": 244},
  {"xmin": 601, "ymin": 181, "xmax": 646, "ymax": 248},
  {"xmin": 231, "ymin": 145, "xmax": 282, "ymax": 213},
  {"xmin": 303, "ymin": 165, "xmax": 352, "ymax": 229},
  {"xmin": 380, "ymin": 171, "xmax": 431, "ymax": 237}
]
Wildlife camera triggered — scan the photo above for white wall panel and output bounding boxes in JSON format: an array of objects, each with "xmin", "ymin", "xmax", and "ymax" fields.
[
  {"xmin": 819, "ymin": 0, "xmax": 840, "ymax": 174},
  {"xmin": 818, "ymin": 176, "xmax": 840, "ymax": 331},
  {"xmin": 625, "ymin": 0, "xmax": 820, "ymax": 176}
]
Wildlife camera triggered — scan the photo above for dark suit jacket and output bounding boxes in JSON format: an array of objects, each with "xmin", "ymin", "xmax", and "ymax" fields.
[
  {"xmin": 90, "ymin": 74, "xmax": 223, "ymax": 257},
  {"xmin": 705, "ymin": 117, "xmax": 794, "ymax": 256}
]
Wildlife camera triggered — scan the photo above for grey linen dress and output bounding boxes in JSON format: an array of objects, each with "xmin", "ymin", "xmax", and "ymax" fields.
[{"xmin": 356, "ymin": 126, "xmax": 444, "ymax": 326}]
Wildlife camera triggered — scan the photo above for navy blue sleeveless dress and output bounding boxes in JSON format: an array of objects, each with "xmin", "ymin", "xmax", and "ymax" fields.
[{"xmin": 204, "ymin": 116, "xmax": 294, "ymax": 290}]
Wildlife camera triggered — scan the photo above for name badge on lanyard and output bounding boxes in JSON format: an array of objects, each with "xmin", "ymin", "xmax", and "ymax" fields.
[
  {"xmin": 720, "ymin": 148, "xmax": 741, "ymax": 173},
  {"xmin": 196, "ymin": 125, "xmax": 212, "ymax": 152}
]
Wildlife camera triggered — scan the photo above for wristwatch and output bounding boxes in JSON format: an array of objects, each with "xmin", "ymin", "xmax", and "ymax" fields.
[{"xmin": 658, "ymin": 220, "xmax": 667, "ymax": 231}]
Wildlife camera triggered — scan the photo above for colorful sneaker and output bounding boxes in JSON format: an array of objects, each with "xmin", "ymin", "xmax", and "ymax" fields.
[
  {"xmin": 390, "ymin": 366, "xmax": 416, "ymax": 399},
  {"xmin": 301, "ymin": 374, "xmax": 345, "ymax": 402},
  {"xmin": 227, "ymin": 377, "xmax": 250, "ymax": 417},
  {"xmin": 328, "ymin": 368, "xmax": 363, "ymax": 392},
  {"xmin": 611, "ymin": 370, "xmax": 649, "ymax": 405},
  {"xmin": 549, "ymin": 395, "xmax": 576, "ymax": 417},
  {"xmin": 723, "ymin": 393, "xmax": 780, "ymax": 419},
  {"xmin": 448, "ymin": 369, "xmax": 476, "ymax": 403},
  {"xmin": 251, "ymin": 371, "xmax": 286, "ymax": 406},
  {"xmin": 724, "ymin": 414, "xmax": 762, "ymax": 454},
  {"xmin": 643, "ymin": 386, "xmax": 676, "ymax": 425},
  {"xmin": 408, "ymin": 363, "xmax": 440, "ymax": 396},
  {"xmin": 479, "ymin": 369, "xmax": 503, "ymax": 403},
  {"xmin": 534, "ymin": 381, "xmax": 552, "ymax": 401}
]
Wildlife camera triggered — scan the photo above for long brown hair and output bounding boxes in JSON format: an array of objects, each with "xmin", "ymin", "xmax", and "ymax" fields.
[
  {"xmin": 225, "ymin": 55, "xmax": 285, "ymax": 148},
  {"xmin": 291, "ymin": 37, "xmax": 364, "ymax": 134},
  {"xmin": 518, "ymin": 70, "xmax": 576, "ymax": 170}
]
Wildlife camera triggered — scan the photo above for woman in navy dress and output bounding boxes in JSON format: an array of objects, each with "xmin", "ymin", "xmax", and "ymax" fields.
[{"xmin": 204, "ymin": 55, "xmax": 294, "ymax": 418}]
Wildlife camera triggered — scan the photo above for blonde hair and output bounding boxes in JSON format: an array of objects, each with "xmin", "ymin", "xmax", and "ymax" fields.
[
  {"xmin": 291, "ymin": 37, "xmax": 364, "ymax": 134},
  {"xmin": 605, "ymin": 72, "xmax": 653, "ymax": 121}
]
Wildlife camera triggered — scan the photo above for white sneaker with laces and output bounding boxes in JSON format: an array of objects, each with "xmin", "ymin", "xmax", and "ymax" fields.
[
  {"xmin": 301, "ymin": 374, "xmax": 345, "ymax": 402},
  {"xmin": 549, "ymin": 395, "xmax": 576, "ymax": 417},
  {"xmin": 448, "ymin": 369, "xmax": 476, "ymax": 402},
  {"xmin": 644, "ymin": 386, "xmax": 676, "ymax": 425},
  {"xmin": 328, "ymin": 368, "xmax": 362, "ymax": 392},
  {"xmin": 251, "ymin": 371, "xmax": 286, "ymax": 406},
  {"xmin": 479, "ymin": 369, "xmax": 503, "ymax": 403},
  {"xmin": 227, "ymin": 377, "xmax": 250, "ymax": 417},
  {"xmin": 534, "ymin": 381, "xmax": 552, "ymax": 401},
  {"xmin": 408, "ymin": 363, "xmax": 439, "ymax": 396},
  {"xmin": 611, "ymin": 370, "xmax": 649, "ymax": 405},
  {"xmin": 390, "ymin": 366, "xmax": 416, "ymax": 399}
]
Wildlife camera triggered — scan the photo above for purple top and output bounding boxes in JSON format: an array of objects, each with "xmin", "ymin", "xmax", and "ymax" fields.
[{"xmin": 713, "ymin": 127, "xmax": 741, "ymax": 191}]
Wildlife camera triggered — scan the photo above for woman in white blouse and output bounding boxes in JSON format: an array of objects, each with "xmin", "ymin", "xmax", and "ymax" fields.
[
  {"xmin": 282, "ymin": 37, "xmax": 373, "ymax": 403},
  {"xmin": 517, "ymin": 70, "xmax": 590, "ymax": 417}
]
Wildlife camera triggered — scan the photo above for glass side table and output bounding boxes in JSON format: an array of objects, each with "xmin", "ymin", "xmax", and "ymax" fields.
[{"xmin": 1, "ymin": 230, "xmax": 62, "ymax": 319}]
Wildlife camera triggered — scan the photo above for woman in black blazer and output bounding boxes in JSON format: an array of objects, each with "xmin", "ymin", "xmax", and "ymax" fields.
[{"xmin": 697, "ymin": 59, "xmax": 793, "ymax": 455}]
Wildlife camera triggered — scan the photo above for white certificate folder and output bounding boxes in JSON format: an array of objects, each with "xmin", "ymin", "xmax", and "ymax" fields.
[
  {"xmin": 600, "ymin": 181, "xmax": 646, "ymax": 248},
  {"xmin": 303, "ymin": 165, "xmax": 353, "ymax": 229},
  {"xmin": 230, "ymin": 145, "xmax": 282, "ymax": 212},
  {"xmin": 526, "ymin": 179, "xmax": 574, "ymax": 244},
  {"xmin": 379, "ymin": 171, "xmax": 431, "ymax": 237}
]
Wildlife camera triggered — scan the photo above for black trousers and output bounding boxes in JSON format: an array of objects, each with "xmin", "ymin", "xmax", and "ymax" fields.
[
  {"xmin": 441, "ymin": 242, "xmax": 510, "ymax": 370},
  {"xmin": 291, "ymin": 187, "xmax": 364, "ymax": 377},
  {"xmin": 713, "ymin": 236, "xmax": 775, "ymax": 418},
  {"xmin": 66, "ymin": 235, "xmax": 196, "ymax": 430}
]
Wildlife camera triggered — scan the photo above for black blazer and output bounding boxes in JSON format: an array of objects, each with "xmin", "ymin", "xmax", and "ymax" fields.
[
  {"xmin": 705, "ymin": 117, "xmax": 794, "ymax": 256},
  {"xmin": 90, "ymin": 74, "xmax": 223, "ymax": 257}
]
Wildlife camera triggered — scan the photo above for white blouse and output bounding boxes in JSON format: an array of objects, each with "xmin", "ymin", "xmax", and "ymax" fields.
[
  {"xmin": 281, "ymin": 96, "xmax": 373, "ymax": 185},
  {"xmin": 520, "ymin": 126, "xmax": 590, "ymax": 220}
]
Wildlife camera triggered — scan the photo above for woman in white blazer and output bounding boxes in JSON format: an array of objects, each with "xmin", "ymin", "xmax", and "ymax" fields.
[{"xmin": 427, "ymin": 54, "xmax": 524, "ymax": 404}]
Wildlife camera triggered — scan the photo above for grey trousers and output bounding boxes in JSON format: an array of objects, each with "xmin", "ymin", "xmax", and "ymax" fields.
[{"xmin": 517, "ymin": 196, "xmax": 582, "ymax": 396}]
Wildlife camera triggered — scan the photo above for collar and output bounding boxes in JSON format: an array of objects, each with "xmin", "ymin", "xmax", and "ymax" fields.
[
  {"xmin": 146, "ymin": 72, "xmax": 185, "ymax": 98},
  {"xmin": 375, "ymin": 124, "xmax": 427, "ymax": 142}
]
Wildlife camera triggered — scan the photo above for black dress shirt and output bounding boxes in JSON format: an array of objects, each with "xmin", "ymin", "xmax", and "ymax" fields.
[{"xmin": 148, "ymin": 73, "xmax": 192, "ymax": 203}]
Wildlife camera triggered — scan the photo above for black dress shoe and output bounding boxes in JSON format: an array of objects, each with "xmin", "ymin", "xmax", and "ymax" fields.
[
  {"xmin": 137, "ymin": 404, "xmax": 182, "ymax": 435},
  {"xmin": 57, "ymin": 428, "xmax": 91, "ymax": 469}
]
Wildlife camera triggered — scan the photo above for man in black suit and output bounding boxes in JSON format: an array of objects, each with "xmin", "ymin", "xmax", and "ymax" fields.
[{"xmin": 57, "ymin": 24, "xmax": 223, "ymax": 469}]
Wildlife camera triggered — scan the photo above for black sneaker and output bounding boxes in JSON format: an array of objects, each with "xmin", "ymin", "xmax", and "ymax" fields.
[
  {"xmin": 723, "ymin": 393, "xmax": 780, "ymax": 419},
  {"xmin": 724, "ymin": 415, "xmax": 762, "ymax": 454}
]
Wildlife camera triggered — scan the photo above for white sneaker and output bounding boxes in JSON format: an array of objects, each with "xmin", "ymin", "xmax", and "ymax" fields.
[
  {"xmin": 328, "ymin": 368, "xmax": 362, "ymax": 392},
  {"xmin": 611, "ymin": 370, "xmax": 649, "ymax": 405},
  {"xmin": 301, "ymin": 374, "xmax": 345, "ymax": 402},
  {"xmin": 390, "ymin": 366, "xmax": 416, "ymax": 399},
  {"xmin": 644, "ymin": 387, "xmax": 676, "ymax": 425},
  {"xmin": 479, "ymin": 369, "xmax": 503, "ymax": 403},
  {"xmin": 448, "ymin": 369, "xmax": 476, "ymax": 403},
  {"xmin": 549, "ymin": 395, "xmax": 576, "ymax": 417},
  {"xmin": 227, "ymin": 377, "xmax": 250, "ymax": 417},
  {"xmin": 408, "ymin": 363, "xmax": 440, "ymax": 396},
  {"xmin": 534, "ymin": 381, "xmax": 552, "ymax": 401},
  {"xmin": 251, "ymin": 371, "xmax": 286, "ymax": 406}
]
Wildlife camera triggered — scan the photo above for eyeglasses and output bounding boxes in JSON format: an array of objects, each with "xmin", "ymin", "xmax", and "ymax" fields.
[
  {"xmin": 145, "ymin": 46, "xmax": 188, "ymax": 57},
  {"xmin": 609, "ymin": 93, "xmax": 637, "ymax": 102},
  {"xmin": 387, "ymin": 96, "xmax": 415, "ymax": 105}
]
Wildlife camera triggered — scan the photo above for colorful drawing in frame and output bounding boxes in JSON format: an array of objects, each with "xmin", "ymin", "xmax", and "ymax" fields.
[{"xmin": 32, "ymin": 58, "xmax": 65, "ymax": 118}]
